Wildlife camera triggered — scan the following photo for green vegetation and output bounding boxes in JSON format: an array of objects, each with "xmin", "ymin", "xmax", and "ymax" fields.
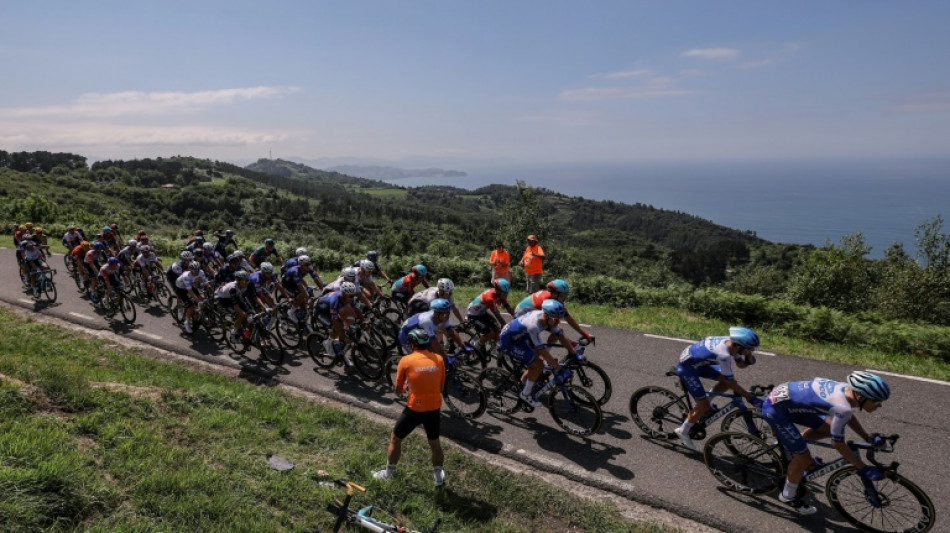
[{"xmin": 0, "ymin": 307, "xmax": 673, "ymax": 533}]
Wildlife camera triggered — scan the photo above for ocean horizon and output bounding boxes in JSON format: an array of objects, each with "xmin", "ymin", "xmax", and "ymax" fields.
[{"xmin": 384, "ymin": 157, "xmax": 950, "ymax": 259}]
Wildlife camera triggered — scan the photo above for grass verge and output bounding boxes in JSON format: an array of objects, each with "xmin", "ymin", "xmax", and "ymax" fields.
[{"xmin": 0, "ymin": 307, "xmax": 675, "ymax": 533}]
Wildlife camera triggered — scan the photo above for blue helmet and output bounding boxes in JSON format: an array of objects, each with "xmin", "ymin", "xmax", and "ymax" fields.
[
  {"xmin": 493, "ymin": 278, "xmax": 510, "ymax": 295},
  {"xmin": 430, "ymin": 298, "xmax": 452, "ymax": 313},
  {"xmin": 541, "ymin": 299, "xmax": 566, "ymax": 318},
  {"xmin": 547, "ymin": 279, "xmax": 570, "ymax": 294},
  {"xmin": 847, "ymin": 371, "xmax": 890, "ymax": 402},
  {"xmin": 412, "ymin": 264, "xmax": 427, "ymax": 277},
  {"xmin": 729, "ymin": 327, "xmax": 760, "ymax": 350},
  {"xmin": 93, "ymin": 241, "xmax": 105, "ymax": 250},
  {"xmin": 107, "ymin": 257, "xmax": 119, "ymax": 265},
  {"xmin": 102, "ymin": 226, "xmax": 112, "ymax": 233}
]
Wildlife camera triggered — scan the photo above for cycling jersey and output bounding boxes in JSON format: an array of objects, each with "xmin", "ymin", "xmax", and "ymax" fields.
[
  {"xmin": 395, "ymin": 349, "xmax": 445, "ymax": 412},
  {"xmin": 498, "ymin": 310, "xmax": 562, "ymax": 366},
  {"xmin": 408, "ymin": 287, "xmax": 454, "ymax": 309},
  {"xmin": 175, "ymin": 270, "xmax": 207, "ymax": 291},
  {"xmin": 133, "ymin": 252, "xmax": 158, "ymax": 269},
  {"xmin": 215, "ymin": 265, "xmax": 239, "ymax": 285},
  {"xmin": 62, "ymin": 230, "xmax": 81, "ymax": 248},
  {"xmin": 513, "ymin": 289, "xmax": 568, "ymax": 318},
  {"xmin": 316, "ymin": 290, "xmax": 348, "ymax": 322},
  {"xmin": 70, "ymin": 245, "xmax": 86, "ymax": 261},
  {"xmin": 398, "ymin": 310, "xmax": 454, "ymax": 352},
  {"xmin": 250, "ymin": 245, "xmax": 279, "ymax": 265},
  {"xmin": 392, "ymin": 272, "xmax": 426, "ymax": 294},
  {"xmin": 323, "ymin": 275, "xmax": 361, "ymax": 294},
  {"xmin": 166, "ymin": 261, "xmax": 188, "ymax": 286},
  {"xmin": 281, "ymin": 264, "xmax": 318, "ymax": 286},
  {"xmin": 678, "ymin": 336, "xmax": 741, "ymax": 380},
  {"xmin": 467, "ymin": 288, "xmax": 508, "ymax": 316},
  {"xmin": 116, "ymin": 246, "xmax": 136, "ymax": 265},
  {"xmin": 246, "ymin": 271, "xmax": 273, "ymax": 295},
  {"xmin": 20, "ymin": 245, "xmax": 43, "ymax": 263},
  {"xmin": 214, "ymin": 280, "xmax": 241, "ymax": 299},
  {"xmin": 765, "ymin": 378, "xmax": 853, "ymax": 446}
]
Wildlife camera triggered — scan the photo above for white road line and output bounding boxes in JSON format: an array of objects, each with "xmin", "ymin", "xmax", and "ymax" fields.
[
  {"xmin": 578, "ymin": 323, "xmax": 593, "ymax": 328},
  {"xmin": 868, "ymin": 369, "xmax": 950, "ymax": 387},
  {"xmin": 643, "ymin": 333, "xmax": 693, "ymax": 343},
  {"xmin": 132, "ymin": 331, "xmax": 163, "ymax": 341},
  {"xmin": 68, "ymin": 312, "xmax": 97, "ymax": 321},
  {"xmin": 18, "ymin": 298, "xmax": 35, "ymax": 305}
]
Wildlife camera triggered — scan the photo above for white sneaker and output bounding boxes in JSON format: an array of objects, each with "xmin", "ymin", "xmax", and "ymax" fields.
[
  {"xmin": 433, "ymin": 467, "xmax": 446, "ymax": 487},
  {"xmin": 778, "ymin": 492, "xmax": 818, "ymax": 515},
  {"xmin": 674, "ymin": 427, "xmax": 697, "ymax": 451},
  {"xmin": 372, "ymin": 468, "xmax": 394, "ymax": 480},
  {"xmin": 322, "ymin": 338, "xmax": 335, "ymax": 356},
  {"xmin": 183, "ymin": 320, "xmax": 193, "ymax": 334},
  {"xmin": 519, "ymin": 391, "xmax": 542, "ymax": 408}
]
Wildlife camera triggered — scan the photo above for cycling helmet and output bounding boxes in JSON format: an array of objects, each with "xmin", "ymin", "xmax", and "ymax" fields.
[
  {"xmin": 359, "ymin": 259, "xmax": 375, "ymax": 272},
  {"xmin": 547, "ymin": 279, "xmax": 570, "ymax": 294},
  {"xmin": 366, "ymin": 251, "xmax": 379, "ymax": 262},
  {"xmin": 260, "ymin": 262, "xmax": 274, "ymax": 274},
  {"xmin": 193, "ymin": 236, "xmax": 205, "ymax": 245},
  {"xmin": 407, "ymin": 328, "xmax": 431, "ymax": 347},
  {"xmin": 226, "ymin": 253, "xmax": 238, "ymax": 262},
  {"xmin": 225, "ymin": 229, "xmax": 234, "ymax": 236},
  {"xmin": 728, "ymin": 327, "xmax": 760, "ymax": 350},
  {"xmin": 437, "ymin": 278, "xmax": 455, "ymax": 293},
  {"xmin": 107, "ymin": 257, "xmax": 119, "ymax": 266},
  {"xmin": 93, "ymin": 242, "xmax": 105, "ymax": 250},
  {"xmin": 203, "ymin": 242, "xmax": 214, "ymax": 251},
  {"xmin": 138, "ymin": 229, "xmax": 147, "ymax": 236},
  {"xmin": 847, "ymin": 371, "xmax": 890, "ymax": 402},
  {"xmin": 234, "ymin": 270, "xmax": 249, "ymax": 281},
  {"xmin": 299, "ymin": 255, "xmax": 312, "ymax": 265},
  {"xmin": 412, "ymin": 264, "xmax": 427, "ymax": 276},
  {"xmin": 430, "ymin": 298, "xmax": 453, "ymax": 313},
  {"xmin": 340, "ymin": 281, "xmax": 359, "ymax": 296},
  {"xmin": 24, "ymin": 222, "xmax": 33, "ymax": 229},
  {"xmin": 140, "ymin": 245, "xmax": 151, "ymax": 253},
  {"xmin": 34, "ymin": 227, "xmax": 44, "ymax": 234},
  {"xmin": 195, "ymin": 230, "xmax": 204, "ymax": 236},
  {"xmin": 127, "ymin": 239, "xmax": 138, "ymax": 248},
  {"xmin": 341, "ymin": 267, "xmax": 357, "ymax": 280},
  {"xmin": 110, "ymin": 223, "xmax": 118, "ymax": 230},
  {"xmin": 541, "ymin": 299, "xmax": 567, "ymax": 318},
  {"xmin": 102, "ymin": 226, "xmax": 112, "ymax": 233},
  {"xmin": 264, "ymin": 238, "xmax": 275, "ymax": 247},
  {"xmin": 81, "ymin": 240, "xmax": 91, "ymax": 249},
  {"xmin": 180, "ymin": 251, "xmax": 193, "ymax": 261},
  {"xmin": 193, "ymin": 248, "xmax": 204, "ymax": 256},
  {"xmin": 188, "ymin": 262, "xmax": 201, "ymax": 273},
  {"xmin": 233, "ymin": 250, "xmax": 245, "ymax": 258},
  {"xmin": 492, "ymin": 278, "xmax": 511, "ymax": 295},
  {"xmin": 295, "ymin": 247, "xmax": 308, "ymax": 257}
]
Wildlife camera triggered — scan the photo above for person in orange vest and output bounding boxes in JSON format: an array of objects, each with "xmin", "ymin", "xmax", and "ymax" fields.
[
  {"xmin": 489, "ymin": 241, "xmax": 511, "ymax": 284},
  {"xmin": 519, "ymin": 234, "xmax": 545, "ymax": 293}
]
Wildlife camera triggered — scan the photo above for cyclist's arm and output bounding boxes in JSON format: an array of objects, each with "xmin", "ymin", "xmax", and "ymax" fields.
[
  {"xmin": 846, "ymin": 415, "xmax": 872, "ymax": 442},
  {"xmin": 491, "ymin": 308, "xmax": 506, "ymax": 326},
  {"xmin": 715, "ymin": 375, "xmax": 755, "ymax": 403},
  {"xmin": 564, "ymin": 314, "xmax": 588, "ymax": 338},
  {"xmin": 832, "ymin": 439, "xmax": 867, "ymax": 470},
  {"xmin": 452, "ymin": 305, "xmax": 464, "ymax": 324},
  {"xmin": 533, "ymin": 346, "xmax": 560, "ymax": 371}
]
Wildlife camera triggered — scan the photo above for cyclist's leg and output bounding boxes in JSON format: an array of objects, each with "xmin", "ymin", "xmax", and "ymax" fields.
[{"xmin": 761, "ymin": 400, "xmax": 818, "ymax": 512}]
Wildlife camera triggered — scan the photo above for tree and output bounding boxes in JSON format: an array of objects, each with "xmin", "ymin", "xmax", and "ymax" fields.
[
  {"xmin": 499, "ymin": 180, "xmax": 552, "ymax": 256},
  {"xmin": 785, "ymin": 233, "xmax": 875, "ymax": 313}
]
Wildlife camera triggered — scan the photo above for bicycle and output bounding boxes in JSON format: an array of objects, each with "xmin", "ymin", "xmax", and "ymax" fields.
[
  {"xmin": 547, "ymin": 337, "xmax": 611, "ymax": 407},
  {"xmin": 27, "ymin": 268, "xmax": 57, "ymax": 302},
  {"xmin": 478, "ymin": 359, "xmax": 603, "ymax": 436},
  {"xmin": 225, "ymin": 308, "xmax": 285, "ymax": 365},
  {"xmin": 703, "ymin": 432, "xmax": 935, "ymax": 532},
  {"xmin": 63, "ymin": 252, "xmax": 77, "ymax": 274},
  {"xmin": 383, "ymin": 345, "xmax": 488, "ymax": 420},
  {"xmin": 306, "ymin": 323, "xmax": 385, "ymax": 382},
  {"xmin": 94, "ymin": 283, "xmax": 137, "ymax": 323},
  {"xmin": 326, "ymin": 479, "xmax": 441, "ymax": 533},
  {"xmin": 628, "ymin": 367, "xmax": 773, "ymax": 442}
]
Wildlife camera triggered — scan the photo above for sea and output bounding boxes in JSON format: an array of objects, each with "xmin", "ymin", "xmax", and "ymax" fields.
[{"xmin": 383, "ymin": 158, "xmax": 950, "ymax": 259}]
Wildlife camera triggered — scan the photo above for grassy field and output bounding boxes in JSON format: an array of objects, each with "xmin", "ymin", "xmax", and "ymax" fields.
[{"xmin": 0, "ymin": 307, "xmax": 676, "ymax": 533}]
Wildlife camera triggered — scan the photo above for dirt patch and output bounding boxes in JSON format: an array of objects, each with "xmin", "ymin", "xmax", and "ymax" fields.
[{"xmin": 90, "ymin": 382, "xmax": 164, "ymax": 402}]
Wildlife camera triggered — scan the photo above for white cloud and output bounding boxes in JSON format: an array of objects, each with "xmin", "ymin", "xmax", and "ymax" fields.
[
  {"xmin": 558, "ymin": 86, "xmax": 694, "ymax": 101},
  {"xmin": 0, "ymin": 86, "xmax": 301, "ymax": 118},
  {"xmin": 680, "ymin": 48, "xmax": 740, "ymax": 60},
  {"xmin": 0, "ymin": 120, "xmax": 300, "ymax": 147},
  {"xmin": 596, "ymin": 69, "xmax": 653, "ymax": 79}
]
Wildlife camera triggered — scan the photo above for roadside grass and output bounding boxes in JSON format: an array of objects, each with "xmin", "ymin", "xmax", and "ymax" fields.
[
  {"xmin": 0, "ymin": 307, "xmax": 675, "ymax": 533},
  {"xmin": 451, "ymin": 286, "xmax": 950, "ymax": 382}
]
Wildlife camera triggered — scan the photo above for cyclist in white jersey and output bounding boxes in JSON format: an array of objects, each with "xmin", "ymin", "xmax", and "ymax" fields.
[
  {"xmin": 407, "ymin": 278, "xmax": 464, "ymax": 323},
  {"xmin": 761, "ymin": 371, "xmax": 889, "ymax": 515},
  {"xmin": 174, "ymin": 263, "xmax": 210, "ymax": 334}
]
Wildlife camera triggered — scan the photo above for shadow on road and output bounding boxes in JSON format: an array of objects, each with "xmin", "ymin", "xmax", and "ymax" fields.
[{"xmin": 714, "ymin": 486, "xmax": 853, "ymax": 532}]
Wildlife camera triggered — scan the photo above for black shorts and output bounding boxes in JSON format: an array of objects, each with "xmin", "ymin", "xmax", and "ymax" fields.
[
  {"xmin": 84, "ymin": 263, "xmax": 98, "ymax": 279},
  {"xmin": 469, "ymin": 313, "xmax": 499, "ymax": 335},
  {"xmin": 314, "ymin": 300, "xmax": 333, "ymax": 327},
  {"xmin": 391, "ymin": 290, "xmax": 410, "ymax": 304},
  {"xmin": 393, "ymin": 407, "xmax": 441, "ymax": 440},
  {"xmin": 407, "ymin": 299, "xmax": 429, "ymax": 317},
  {"xmin": 217, "ymin": 296, "xmax": 250, "ymax": 313},
  {"xmin": 174, "ymin": 287, "xmax": 195, "ymax": 306}
]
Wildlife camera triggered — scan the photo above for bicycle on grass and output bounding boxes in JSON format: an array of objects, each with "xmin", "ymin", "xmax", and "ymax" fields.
[
  {"xmin": 628, "ymin": 367, "xmax": 773, "ymax": 442},
  {"xmin": 703, "ymin": 432, "xmax": 935, "ymax": 532},
  {"xmin": 326, "ymin": 479, "xmax": 440, "ymax": 533}
]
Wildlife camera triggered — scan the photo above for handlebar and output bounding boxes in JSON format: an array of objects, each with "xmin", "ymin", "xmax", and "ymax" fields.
[{"xmin": 851, "ymin": 434, "xmax": 900, "ymax": 470}]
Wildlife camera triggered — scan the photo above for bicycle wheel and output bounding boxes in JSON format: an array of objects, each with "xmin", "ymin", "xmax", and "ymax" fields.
[
  {"xmin": 628, "ymin": 386, "xmax": 688, "ymax": 439},
  {"xmin": 226, "ymin": 326, "xmax": 252, "ymax": 355},
  {"xmin": 117, "ymin": 294, "xmax": 136, "ymax": 323},
  {"xmin": 119, "ymin": 271, "xmax": 134, "ymax": 294},
  {"xmin": 702, "ymin": 432, "xmax": 784, "ymax": 494},
  {"xmin": 153, "ymin": 282, "xmax": 171, "ymax": 308},
  {"xmin": 547, "ymin": 384, "xmax": 603, "ymax": 436},
  {"xmin": 169, "ymin": 297, "xmax": 183, "ymax": 324},
  {"xmin": 720, "ymin": 410, "xmax": 775, "ymax": 441},
  {"xmin": 478, "ymin": 367, "xmax": 522, "ymax": 415},
  {"xmin": 256, "ymin": 329, "xmax": 285, "ymax": 365},
  {"xmin": 826, "ymin": 467, "xmax": 935, "ymax": 533},
  {"xmin": 200, "ymin": 309, "xmax": 225, "ymax": 342},
  {"xmin": 570, "ymin": 362, "xmax": 612, "ymax": 407},
  {"xmin": 307, "ymin": 331, "xmax": 337, "ymax": 368},
  {"xmin": 42, "ymin": 277, "xmax": 58, "ymax": 303},
  {"xmin": 351, "ymin": 343, "xmax": 384, "ymax": 382},
  {"xmin": 64, "ymin": 254, "xmax": 76, "ymax": 273},
  {"xmin": 383, "ymin": 355, "xmax": 402, "ymax": 391},
  {"xmin": 275, "ymin": 314, "xmax": 305, "ymax": 350},
  {"xmin": 443, "ymin": 371, "xmax": 487, "ymax": 419}
]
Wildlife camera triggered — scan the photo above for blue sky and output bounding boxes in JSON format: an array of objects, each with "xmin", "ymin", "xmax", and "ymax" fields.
[{"xmin": 2, "ymin": 1, "xmax": 949, "ymax": 166}]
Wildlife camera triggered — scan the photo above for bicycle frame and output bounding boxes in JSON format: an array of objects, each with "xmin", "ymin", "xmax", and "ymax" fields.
[{"xmin": 327, "ymin": 480, "xmax": 438, "ymax": 533}]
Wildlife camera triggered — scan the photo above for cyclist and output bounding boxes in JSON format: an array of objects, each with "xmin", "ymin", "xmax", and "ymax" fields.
[
  {"xmin": 175, "ymin": 262, "xmax": 210, "ymax": 334},
  {"xmin": 231, "ymin": 249, "xmax": 254, "ymax": 272},
  {"xmin": 62, "ymin": 226, "xmax": 83, "ymax": 251},
  {"xmin": 761, "ymin": 371, "xmax": 890, "ymax": 515},
  {"xmin": 357, "ymin": 259, "xmax": 384, "ymax": 300},
  {"xmin": 132, "ymin": 244, "xmax": 162, "ymax": 298},
  {"xmin": 316, "ymin": 281, "xmax": 365, "ymax": 363},
  {"xmin": 249, "ymin": 238, "xmax": 284, "ymax": 269},
  {"xmin": 373, "ymin": 328, "xmax": 447, "ymax": 487},
  {"xmin": 101, "ymin": 225, "xmax": 119, "ymax": 253},
  {"xmin": 361, "ymin": 250, "xmax": 391, "ymax": 284},
  {"xmin": 97, "ymin": 257, "xmax": 123, "ymax": 300},
  {"xmin": 166, "ymin": 251, "xmax": 194, "ymax": 291},
  {"xmin": 397, "ymin": 299, "xmax": 470, "ymax": 356},
  {"xmin": 84, "ymin": 242, "xmax": 109, "ymax": 302},
  {"xmin": 244, "ymin": 262, "xmax": 286, "ymax": 312},
  {"xmin": 213, "ymin": 229, "xmax": 239, "ymax": 257},
  {"xmin": 673, "ymin": 327, "xmax": 761, "ymax": 452},
  {"xmin": 390, "ymin": 264, "xmax": 429, "ymax": 305},
  {"xmin": 465, "ymin": 279, "xmax": 515, "ymax": 349},
  {"xmin": 71, "ymin": 240, "xmax": 92, "ymax": 294},
  {"xmin": 513, "ymin": 279, "xmax": 593, "ymax": 342},
  {"xmin": 185, "ymin": 235, "xmax": 206, "ymax": 255},
  {"xmin": 31, "ymin": 227, "xmax": 50, "ymax": 254},
  {"xmin": 323, "ymin": 267, "xmax": 374, "ymax": 310},
  {"xmin": 282, "ymin": 251, "xmax": 324, "ymax": 290},
  {"xmin": 20, "ymin": 240, "xmax": 50, "ymax": 297},
  {"xmin": 280, "ymin": 256, "xmax": 321, "ymax": 330},
  {"xmin": 280, "ymin": 247, "xmax": 309, "ymax": 273},
  {"xmin": 214, "ymin": 270, "xmax": 252, "ymax": 344},
  {"xmin": 115, "ymin": 239, "xmax": 139, "ymax": 274},
  {"xmin": 497, "ymin": 299, "xmax": 576, "ymax": 408},
  {"xmin": 202, "ymin": 242, "xmax": 224, "ymax": 269},
  {"xmin": 185, "ymin": 229, "xmax": 205, "ymax": 248},
  {"xmin": 191, "ymin": 247, "xmax": 216, "ymax": 278},
  {"xmin": 407, "ymin": 278, "xmax": 464, "ymax": 323},
  {"xmin": 215, "ymin": 254, "xmax": 244, "ymax": 285}
]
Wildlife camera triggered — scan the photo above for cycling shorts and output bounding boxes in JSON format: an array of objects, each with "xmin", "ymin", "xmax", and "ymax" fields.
[
  {"xmin": 217, "ymin": 296, "xmax": 251, "ymax": 313},
  {"xmin": 281, "ymin": 277, "xmax": 303, "ymax": 297},
  {"xmin": 761, "ymin": 398, "xmax": 827, "ymax": 455},
  {"xmin": 174, "ymin": 287, "xmax": 196, "ymax": 306},
  {"xmin": 314, "ymin": 300, "xmax": 333, "ymax": 327},
  {"xmin": 84, "ymin": 263, "xmax": 99, "ymax": 279},
  {"xmin": 391, "ymin": 289, "xmax": 410, "ymax": 304},
  {"xmin": 393, "ymin": 407, "xmax": 441, "ymax": 441},
  {"xmin": 407, "ymin": 299, "xmax": 429, "ymax": 318},
  {"xmin": 468, "ymin": 313, "xmax": 499, "ymax": 335},
  {"xmin": 500, "ymin": 340, "xmax": 536, "ymax": 368},
  {"xmin": 675, "ymin": 363, "xmax": 722, "ymax": 401}
]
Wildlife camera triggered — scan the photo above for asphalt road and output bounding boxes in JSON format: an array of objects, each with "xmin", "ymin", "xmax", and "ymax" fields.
[{"xmin": 4, "ymin": 248, "xmax": 947, "ymax": 533}]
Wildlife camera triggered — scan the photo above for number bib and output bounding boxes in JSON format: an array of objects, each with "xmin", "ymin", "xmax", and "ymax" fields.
[{"xmin": 771, "ymin": 383, "xmax": 791, "ymax": 404}]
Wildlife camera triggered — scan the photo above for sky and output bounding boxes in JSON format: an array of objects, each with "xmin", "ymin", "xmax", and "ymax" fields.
[{"xmin": 2, "ymin": 1, "xmax": 950, "ymax": 166}]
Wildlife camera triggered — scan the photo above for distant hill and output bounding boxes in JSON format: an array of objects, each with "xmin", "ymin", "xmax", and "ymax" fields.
[
  {"xmin": 326, "ymin": 165, "xmax": 467, "ymax": 180},
  {"xmin": 245, "ymin": 158, "xmax": 394, "ymax": 188}
]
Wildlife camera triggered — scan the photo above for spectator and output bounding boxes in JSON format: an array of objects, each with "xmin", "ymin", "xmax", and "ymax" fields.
[
  {"xmin": 489, "ymin": 241, "xmax": 511, "ymax": 283},
  {"xmin": 520, "ymin": 234, "xmax": 545, "ymax": 293}
]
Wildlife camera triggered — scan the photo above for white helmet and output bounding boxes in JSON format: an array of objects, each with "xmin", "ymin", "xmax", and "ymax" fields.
[
  {"xmin": 437, "ymin": 278, "xmax": 455, "ymax": 292},
  {"xmin": 295, "ymin": 247, "xmax": 309, "ymax": 257},
  {"xmin": 127, "ymin": 239, "xmax": 138, "ymax": 248},
  {"xmin": 359, "ymin": 259, "xmax": 375, "ymax": 272},
  {"xmin": 299, "ymin": 255, "xmax": 311, "ymax": 265},
  {"xmin": 203, "ymin": 242, "xmax": 214, "ymax": 251},
  {"xmin": 340, "ymin": 281, "xmax": 359, "ymax": 295},
  {"xmin": 260, "ymin": 262, "xmax": 274, "ymax": 274},
  {"xmin": 341, "ymin": 267, "xmax": 357, "ymax": 280}
]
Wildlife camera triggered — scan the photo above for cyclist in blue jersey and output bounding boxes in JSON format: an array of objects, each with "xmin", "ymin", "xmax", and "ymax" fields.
[
  {"xmin": 407, "ymin": 278, "xmax": 464, "ymax": 322},
  {"xmin": 761, "ymin": 371, "xmax": 890, "ymax": 515},
  {"xmin": 673, "ymin": 327, "xmax": 761, "ymax": 452},
  {"xmin": 215, "ymin": 254, "xmax": 244, "ymax": 285},
  {"xmin": 280, "ymin": 247, "xmax": 309, "ymax": 274},
  {"xmin": 398, "ymin": 299, "xmax": 470, "ymax": 356},
  {"xmin": 497, "ymin": 300, "xmax": 577, "ymax": 408},
  {"xmin": 280, "ymin": 256, "xmax": 323, "ymax": 330},
  {"xmin": 316, "ymin": 282, "xmax": 364, "ymax": 362},
  {"xmin": 323, "ymin": 267, "xmax": 374, "ymax": 310},
  {"xmin": 244, "ymin": 262, "xmax": 286, "ymax": 312}
]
